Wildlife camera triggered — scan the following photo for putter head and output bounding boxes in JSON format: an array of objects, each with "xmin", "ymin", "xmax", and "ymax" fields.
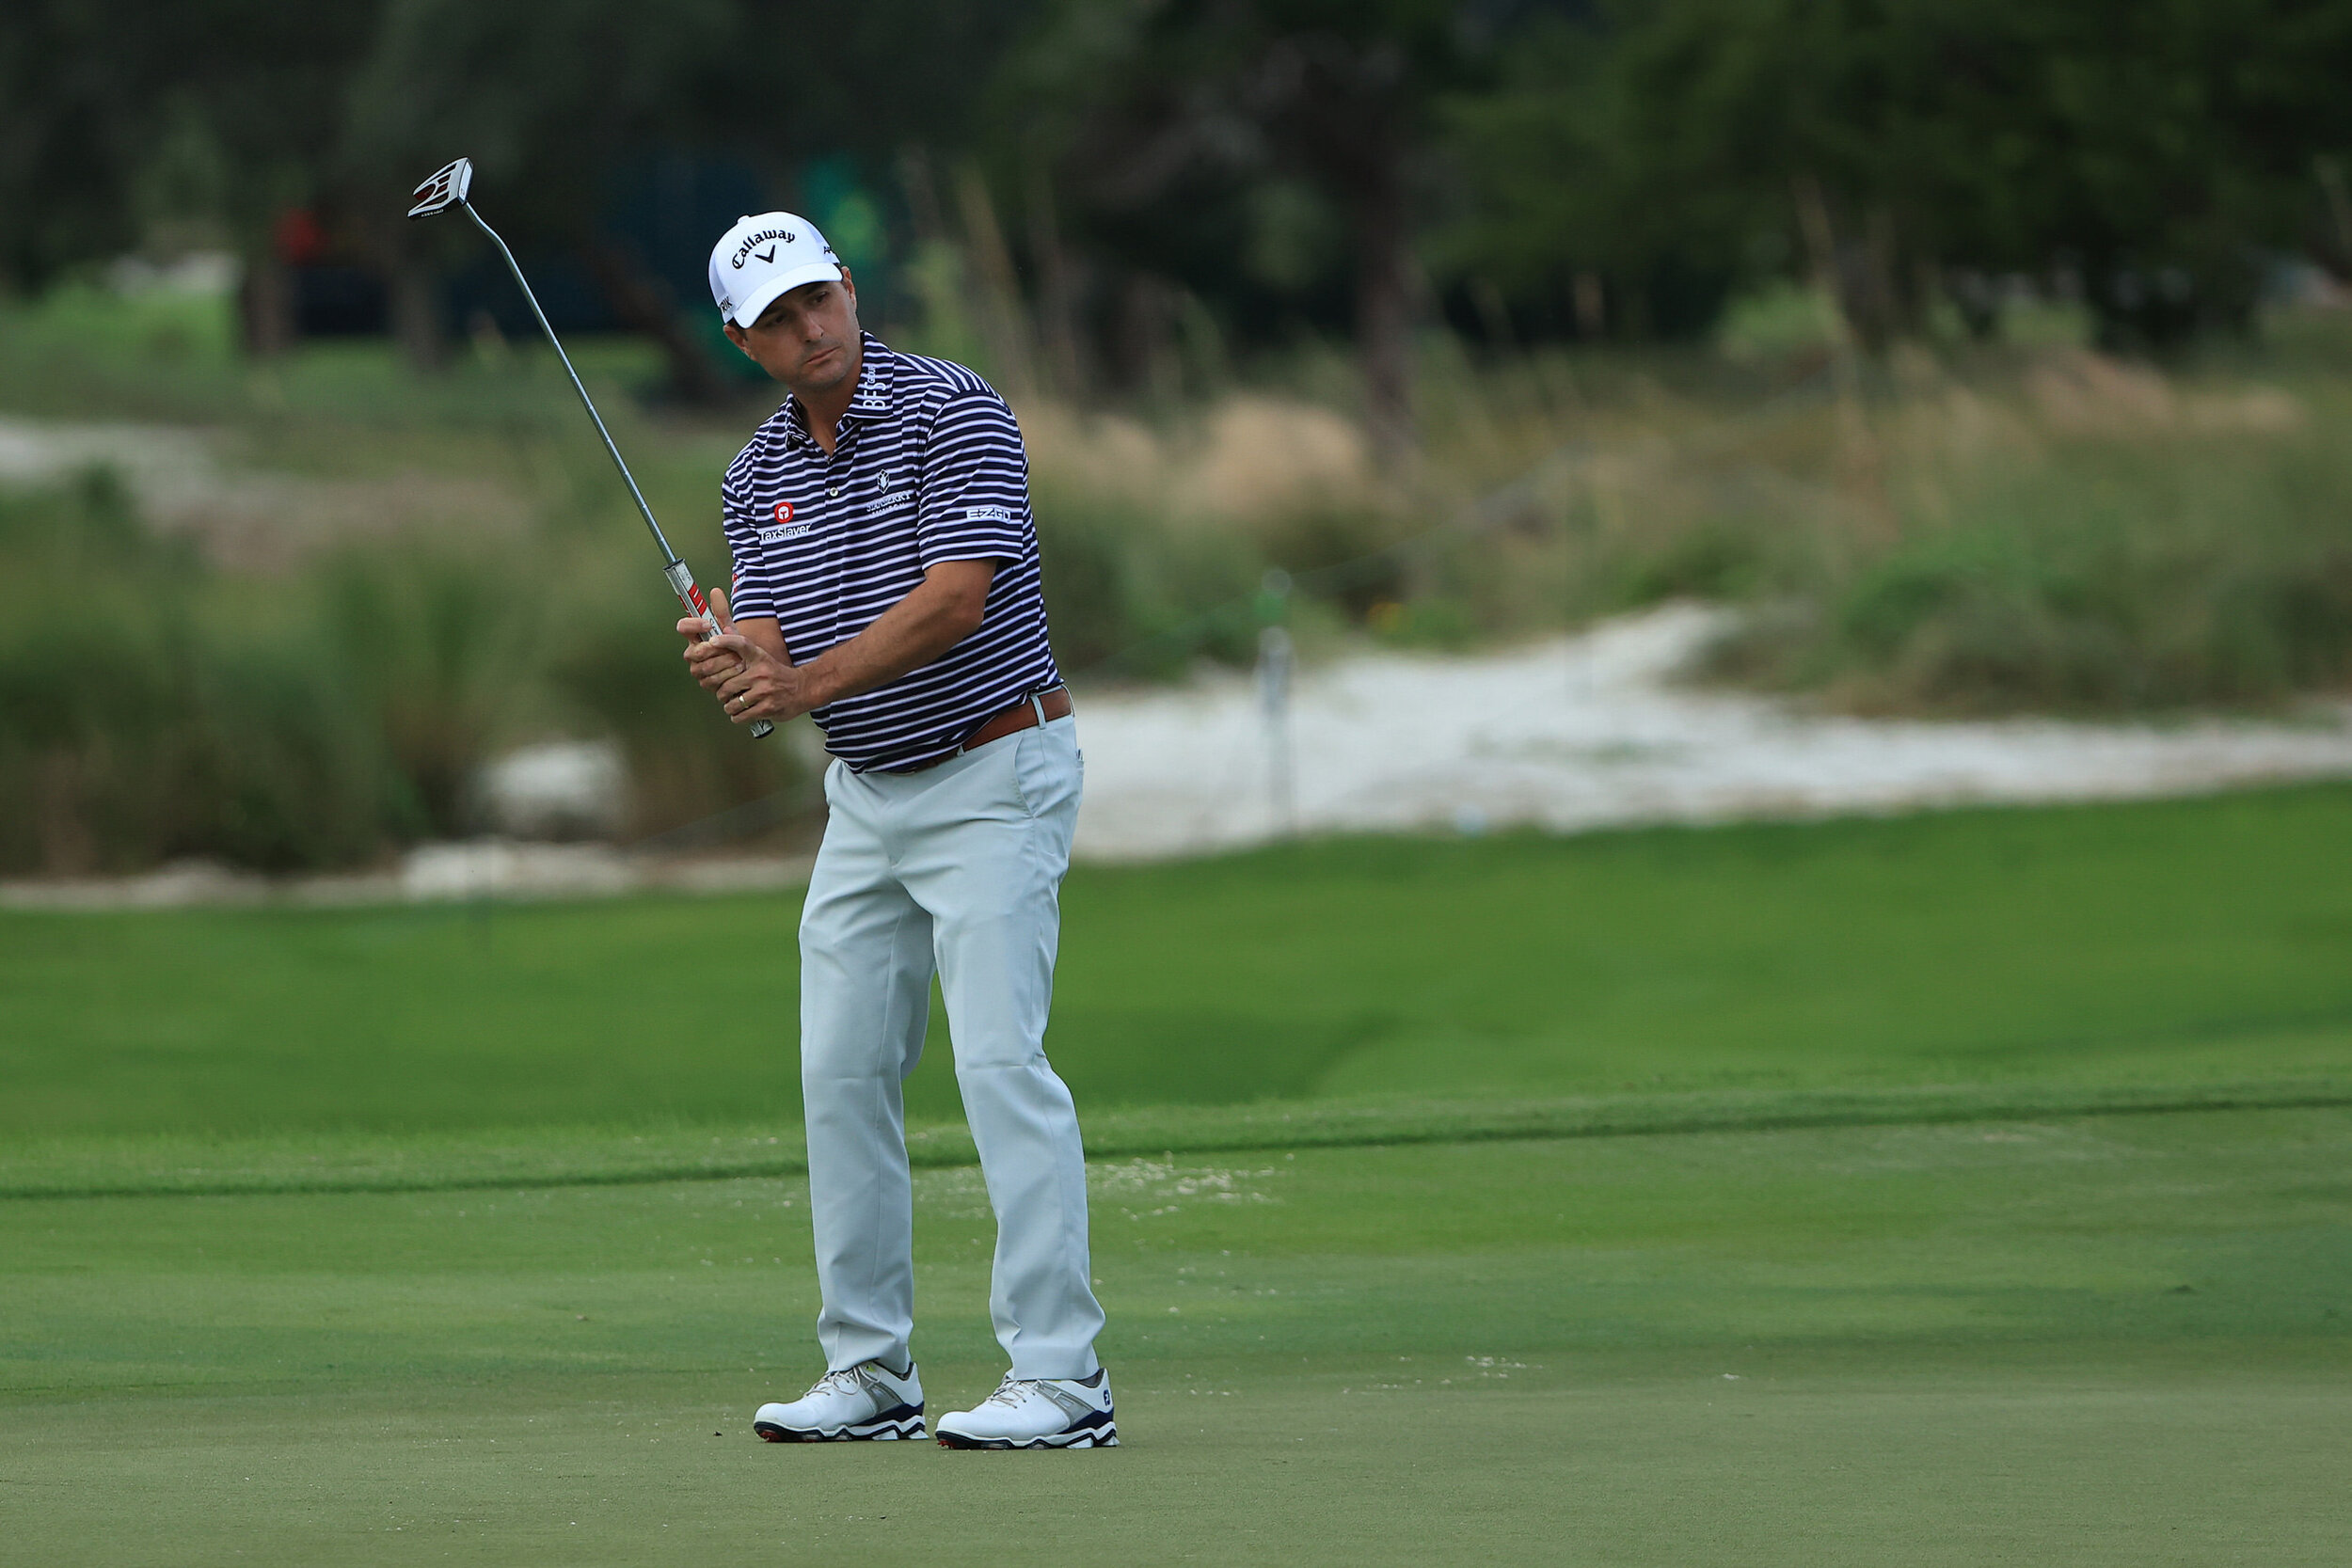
[{"xmin": 406, "ymin": 157, "xmax": 474, "ymax": 220}]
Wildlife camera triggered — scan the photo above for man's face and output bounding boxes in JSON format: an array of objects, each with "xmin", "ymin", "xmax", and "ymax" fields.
[{"xmin": 724, "ymin": 270, "xmax": 861, "ymax": 394}]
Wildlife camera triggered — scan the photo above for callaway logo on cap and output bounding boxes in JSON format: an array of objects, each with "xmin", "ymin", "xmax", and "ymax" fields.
[{"xmin": 707, "ymin": 212, "xmax": 844, "ymax": 328}]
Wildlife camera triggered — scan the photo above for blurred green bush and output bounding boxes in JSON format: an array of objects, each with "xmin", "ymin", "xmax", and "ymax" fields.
[
  {"xmin": 1713, "ymin": 428, "xmax": 2352, "ymax": 713},
  {"xmin": 0, "ymin": 469, "xmax": 801, "ymax": 876},
  {"xmin": 1032, "ymin": 484, "xmax": 1265, "ymax": 676},
  {"xmin": 12, "ymin": 283, "xmax": 2352, "ymax": 885},
  {"xmin": 0, "ymin": 471, "xmax": 396, "ymax": 873}
]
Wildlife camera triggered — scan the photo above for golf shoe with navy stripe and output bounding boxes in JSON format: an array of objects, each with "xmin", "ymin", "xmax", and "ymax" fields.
[
  {"xmin": 935, "ymin": 1369, "xmax": 1117, "ymax": 1449},
  {"xmin": 753, "ymin": 1360, "xmax": 925, "ymax": 1442}
]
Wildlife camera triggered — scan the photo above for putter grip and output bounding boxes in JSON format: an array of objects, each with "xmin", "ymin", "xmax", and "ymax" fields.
[
  {"xmin": 667, "ymin": 560, "xmax": 774, "ymax": 740},
  {"xmin": 701, "ymin": 624, "xmax": 775, "ymax": 740}
]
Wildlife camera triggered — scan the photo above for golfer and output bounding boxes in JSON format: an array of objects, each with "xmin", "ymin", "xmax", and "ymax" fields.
[{"xmin": 681, "ymin": 213, "xmax": 1112, "ymax": 1449}]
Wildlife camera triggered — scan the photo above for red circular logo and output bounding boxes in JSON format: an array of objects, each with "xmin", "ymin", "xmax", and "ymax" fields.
[{"xmin": 773, "ymin": 500, "xmax": 795, "ymax": 526}]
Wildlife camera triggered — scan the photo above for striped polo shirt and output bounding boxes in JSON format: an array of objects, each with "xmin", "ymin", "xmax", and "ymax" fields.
[{"xmin": 720, "ymin": 333, "xmax": 1062, "ymax": 771}]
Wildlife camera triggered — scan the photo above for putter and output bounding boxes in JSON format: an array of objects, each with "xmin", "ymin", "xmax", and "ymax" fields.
[{"xmin": 407, "ymin": 156, "xmax": 773, "ymax": 738}]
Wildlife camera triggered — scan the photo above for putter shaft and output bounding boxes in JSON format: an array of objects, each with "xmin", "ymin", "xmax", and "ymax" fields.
[
  {"xmin": 445, "ymin": 187, "xmax": 771, "ymax": 740},
  {"xmin": 462, "ymin": 205, "xmax": 677, "ymax": 565}
]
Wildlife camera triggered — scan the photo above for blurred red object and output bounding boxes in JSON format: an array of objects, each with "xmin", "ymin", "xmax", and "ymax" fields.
[{"xmin": 273, "ymin": 209, "xmax": 326, "ymax": 266}]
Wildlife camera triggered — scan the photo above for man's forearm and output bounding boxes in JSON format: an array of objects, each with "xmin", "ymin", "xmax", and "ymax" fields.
[
  {"xmin": 699, "ymin": 561, "xmax": 995, "ymax": 726},
  {"xmin": 794, "ymin": 563, "xmax": 992, "ymax": 709}
]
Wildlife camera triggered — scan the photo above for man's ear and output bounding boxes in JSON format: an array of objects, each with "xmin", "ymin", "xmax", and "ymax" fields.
[{"xmin": 723, "ymin": 322, "xmax": 753, "ymax": 358}]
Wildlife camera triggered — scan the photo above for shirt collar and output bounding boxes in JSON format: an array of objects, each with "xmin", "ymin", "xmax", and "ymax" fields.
[
  {"xmin": 849, "ymin": 332, "xmax": 896, "ymax": 415},
  {"xmin": 779, "ymin": 332, "xmax": 897, "ymax": 451}
]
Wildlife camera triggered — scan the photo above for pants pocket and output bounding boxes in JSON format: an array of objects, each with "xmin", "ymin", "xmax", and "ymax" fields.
[
  {"xmin": 1011, "ymin": 723, "xmax": 1079, "ymax": 823},
  {"xmin": 1009, "ymin": 733, "xmax": 1041, "ymax": 819}
]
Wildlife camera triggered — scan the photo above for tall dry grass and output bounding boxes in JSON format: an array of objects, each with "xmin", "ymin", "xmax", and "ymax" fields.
[
  {"xmin": 8, "ymin": 283, "xmax": 2352, "ymax": 876},
  {"xmin": 1017, "ymin": 318, "xmax": 2352, "ymax": 713},
  {"xmin": 1685, "ymin": 342, "xmax": 2352, "ymax": 712},
  {"xmin": 0, "ymin": 468, "xmax": 801, "ymax": 878}
]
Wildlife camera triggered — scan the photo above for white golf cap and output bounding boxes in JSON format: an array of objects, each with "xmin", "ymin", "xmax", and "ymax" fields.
[{"xmin": 707, "ymin": 212, "xmax": 843, "ymax": 328}]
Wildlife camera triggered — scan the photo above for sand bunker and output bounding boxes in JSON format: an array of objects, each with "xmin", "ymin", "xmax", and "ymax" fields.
[{"xmin": 1070, "ymin": 603, "xmax": 2352, "ymax": 860}]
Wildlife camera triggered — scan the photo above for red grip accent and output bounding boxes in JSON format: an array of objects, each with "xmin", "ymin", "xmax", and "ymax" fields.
[{"xmin": 687, "ymin": 584, "xmax": 709, "ymax": 617}]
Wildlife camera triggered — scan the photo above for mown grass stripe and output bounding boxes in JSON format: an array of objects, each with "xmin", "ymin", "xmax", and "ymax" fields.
[{"xmin": 4, "ymin": 1078, "xmax": 2346, "ymax": 1201}]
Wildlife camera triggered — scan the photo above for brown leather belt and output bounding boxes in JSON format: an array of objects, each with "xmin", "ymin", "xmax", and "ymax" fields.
[{"xmin": 903, "ymin": 686, "xmax": 1073, "ymax": 770}]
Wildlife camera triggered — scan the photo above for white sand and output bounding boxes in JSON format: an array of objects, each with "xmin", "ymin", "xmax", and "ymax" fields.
[
  {"xmin": 11, "ymin": 602, "xmax": 2352, "ymax": 907},
  {"xmin": 1069, "ymin": 603, "xmax": 2352, "ymax": 860}
]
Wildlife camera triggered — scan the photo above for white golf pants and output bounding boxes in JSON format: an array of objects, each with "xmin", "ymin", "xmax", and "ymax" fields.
[{"xmin": 798, "ymin": 715, "xmax": 1104, "ymax": 1381}]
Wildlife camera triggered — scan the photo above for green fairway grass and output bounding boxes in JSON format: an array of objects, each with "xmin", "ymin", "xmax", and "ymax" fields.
[
  {"xmin": 5, "ymin": 785, "xmax": 2352, "ymax": 1139},
  {"xmin": 7, "ymin": 794, "xmax": 2349, "ymax": 1561},
  {"xmin": 7, "ymin": 1079, "xmax": 2352, "ymax": 1200},
  {"xmin": 6, "ymin": 1108, "xmax": 2348, "ymax": 1565}
]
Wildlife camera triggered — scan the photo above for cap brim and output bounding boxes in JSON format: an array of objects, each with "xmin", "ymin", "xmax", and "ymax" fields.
[{"xmin": 727, "ymin": 261, "xmax": 846, "ymax": 328}]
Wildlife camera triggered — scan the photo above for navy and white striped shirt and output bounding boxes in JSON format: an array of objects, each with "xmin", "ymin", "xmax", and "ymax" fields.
[{"xmin": 721, "ymin": 334, "xmax": 1061, "ymax": 771}]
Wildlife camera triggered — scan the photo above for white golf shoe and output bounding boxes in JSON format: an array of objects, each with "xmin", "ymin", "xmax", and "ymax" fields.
[
  {"xmin": 752, "ymin": 1360, "xmax": 926, "ymax": 1442},
  {"xmin": 935, "ymin": 1369, "xmax": 1118, "ymax": 1449}
]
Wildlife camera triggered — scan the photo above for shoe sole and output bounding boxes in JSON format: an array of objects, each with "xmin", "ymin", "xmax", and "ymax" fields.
[
  {"xmin": 754, "ymin": 1414, "xmax": 927, "ymax": 1443},
  {"xmin": 935, "ymin": 1421, "xmax": 1118, "ymax": 1450}
]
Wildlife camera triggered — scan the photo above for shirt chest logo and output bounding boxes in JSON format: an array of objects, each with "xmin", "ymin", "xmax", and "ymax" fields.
[
  {"xmin": 750, "ymin": 478, "xmax": 914, "ymax": 546},
  {"xmin": 758, "ymin": 499, "xmax": 816, "ymax": 543}
]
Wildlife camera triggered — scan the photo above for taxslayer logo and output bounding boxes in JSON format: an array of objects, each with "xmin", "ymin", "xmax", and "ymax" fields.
[
  {"xmin": 731, "ymin": 229, "xmax": 797, "ymax": 269},
  {"xmin": 773, "ymin": 500, "xmax": 795, "ymax": 525}
]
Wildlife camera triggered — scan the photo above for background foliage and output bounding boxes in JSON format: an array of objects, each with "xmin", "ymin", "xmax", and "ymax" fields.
[
  {"xmin": 18, "ymin": 1, "xmax": 2352, "ymax": 373},
  {"xmin": 8, "ymin": 2, "xmax": 2352, "ymax": 875}
]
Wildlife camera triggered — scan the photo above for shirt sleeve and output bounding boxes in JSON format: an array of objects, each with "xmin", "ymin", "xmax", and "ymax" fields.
[
  {"xmin": 719, "ymin": 468, "xmax": 778, "ymax": 622},
  {"xmin": 914, "ymin": 390, "xmax": 1033, "ymax": 567}
]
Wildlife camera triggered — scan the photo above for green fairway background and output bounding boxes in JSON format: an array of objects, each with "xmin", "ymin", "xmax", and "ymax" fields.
[
  {"xmin": 7, "ymin": 789, "xmax": 2351, "ymax": 1563},
  {"xmin": 6, "ymin": 1111, "xmax": 2349, "ymax": 1564},
  {"xmin": 6, "ymin": 785, "xmax": 2352, "ymax": 1137}
]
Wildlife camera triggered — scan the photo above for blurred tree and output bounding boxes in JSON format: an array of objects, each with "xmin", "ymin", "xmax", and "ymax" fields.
[
  {"xmin": 0, "ymin": 2, "xmax": 146, "ymax": 292},
  {"xmin": 1009, "ymin": 0, "xmax": 1496, "ymax": 447},
  {"xmin": 16, "ymin": 0, "xmax": 2352, "ymax": 378},
  {"xmin": 1446, "ymin": 0, "xmax": 2352, "ymax": 350},
  {"xmin": 1954, "ymin": 0, "xmax": 2352, "ymax": 346},
  {"xmin": 3, "ymin": 0, "xmax": 1032, "ymax": 381},
  {"xmin": 0, "ymin": 0, "xmax": 380, "ymax": 352},
  {"xmin": 341, "ymin": 0, "xmax": 1037, "ymax": 392},
  {"xmin": 340, "ymin": 0, "xmax": 744, "ymax": 391}
]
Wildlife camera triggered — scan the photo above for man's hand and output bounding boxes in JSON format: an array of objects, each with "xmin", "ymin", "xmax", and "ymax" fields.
[
  {"xmin": 680, "ymin": 590, "xmax": 807, "ymax": 725},
  {"xmin": 678, "ymin": 562, "xmax": 995, "ymax": 727}
]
